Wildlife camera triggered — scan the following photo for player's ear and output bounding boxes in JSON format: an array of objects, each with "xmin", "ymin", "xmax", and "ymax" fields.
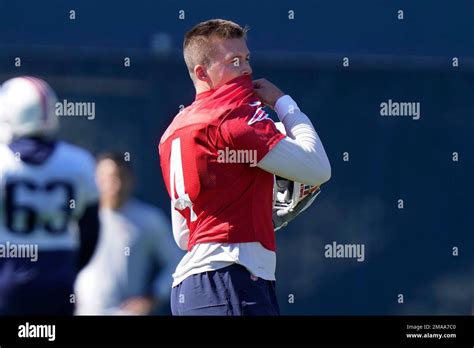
[{"xmin": 194, "ymin": 65, "xmax": 208, "ymax": 82}]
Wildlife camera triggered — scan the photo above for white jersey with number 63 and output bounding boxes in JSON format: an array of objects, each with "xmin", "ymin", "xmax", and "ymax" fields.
[{"xmin": 0, "ymin": 142, "xmax": 98, "ymax": 250}]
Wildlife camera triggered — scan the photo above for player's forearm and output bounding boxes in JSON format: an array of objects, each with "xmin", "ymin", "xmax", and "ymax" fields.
[{"xmin": 258, "ymin": 95, "xmax": 331, "ymax": 186}]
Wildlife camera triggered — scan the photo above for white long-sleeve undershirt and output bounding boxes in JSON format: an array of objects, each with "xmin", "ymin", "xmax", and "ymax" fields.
[{"xmin": 257, "ymin": 95, "xmax": 331, "ymax": 186}]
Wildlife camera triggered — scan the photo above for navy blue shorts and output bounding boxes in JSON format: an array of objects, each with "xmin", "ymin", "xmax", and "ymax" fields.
[{"xmin": 171, "ymin": 264, "xmax": 280, "ymax": 316}]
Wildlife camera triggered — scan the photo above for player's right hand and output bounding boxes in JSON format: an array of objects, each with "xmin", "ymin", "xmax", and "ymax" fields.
[{"xmin": 120, "ymin": 296, "xmax": 158, "ymax": 315}]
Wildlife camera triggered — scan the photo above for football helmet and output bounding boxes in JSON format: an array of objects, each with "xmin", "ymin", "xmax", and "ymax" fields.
[
  {"xmin": 272, "ymin": 122, "xmax": 321, "ymax": 231},
  {"xmin": 0, "ymin": 76, "xmax": 59, "ymax": 143}
]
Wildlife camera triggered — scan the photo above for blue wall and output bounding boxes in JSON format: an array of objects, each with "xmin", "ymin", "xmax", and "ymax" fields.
[{"xmin": 1, "ymin": 0, "xmax": 474, "ymax": 56}]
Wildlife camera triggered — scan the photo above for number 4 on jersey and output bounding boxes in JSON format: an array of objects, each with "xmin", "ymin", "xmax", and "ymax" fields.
[{"xmin": 170, "ymin": 138, "xmax": 197, "ymax": 222}]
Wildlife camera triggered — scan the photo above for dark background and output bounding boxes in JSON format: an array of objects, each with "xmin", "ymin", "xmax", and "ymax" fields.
[{"xmin": 0, "ymin": 0, "xmax": 472, "ymax": 314}]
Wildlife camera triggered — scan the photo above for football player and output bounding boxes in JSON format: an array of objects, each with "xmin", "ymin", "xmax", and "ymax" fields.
[
  {"xmin": 159, "ymin": 19, "xmax": 331, "ymax": 315},
  {"xmin": 0, "ymin": 76, "xmax": 99, "ymax": 315}
]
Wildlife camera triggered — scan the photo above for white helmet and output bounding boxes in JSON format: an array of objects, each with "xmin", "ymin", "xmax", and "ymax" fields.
[
  {"xmin": 273, "ymin": 176, "xmax": 321, "ymax": 212},
  {"xmin": 0, "ymin": 76, "xmax": 59, "ymax": 143},
  {"xmin": 272, "ymin": 121, "xmax": 321, "ymax": 230}
]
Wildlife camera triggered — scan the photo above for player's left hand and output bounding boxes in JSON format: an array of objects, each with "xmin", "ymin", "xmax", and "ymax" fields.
[{"xmin": 273, "ymin": 189, "xmax": 320, "ymax": 231}]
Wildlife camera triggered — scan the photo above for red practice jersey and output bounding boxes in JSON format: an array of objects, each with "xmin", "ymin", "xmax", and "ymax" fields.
[{"xmin": 159, "ymin": 75, "xmax": 285, "ymax": 252}]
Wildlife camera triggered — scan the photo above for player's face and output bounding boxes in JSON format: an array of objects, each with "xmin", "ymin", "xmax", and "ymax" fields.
[
  {"xmin": 96, "ymin": 159, "xmax": 132, "ymax": 201},
  {"xmin": 96, "ymin": 159, "xmax": 122, "ymax": 198},
  {"xmin": 206, "ymin": 38, "xmax": 252, "ymax": 88}
]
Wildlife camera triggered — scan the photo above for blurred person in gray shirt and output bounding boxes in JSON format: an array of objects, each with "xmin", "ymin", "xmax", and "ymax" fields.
[{"xmin": 75, "ymin": 153, "xmax": 182, "ymax": 315}]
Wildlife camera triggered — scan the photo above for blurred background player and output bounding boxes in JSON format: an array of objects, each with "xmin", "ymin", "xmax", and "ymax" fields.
[
  {"xmin": 0, "ymin": 76, "xmax": 100, "ymax": 315},
  {"xmin": 74, "ymin": 153, "xmax": 182, "ymax": 315}
]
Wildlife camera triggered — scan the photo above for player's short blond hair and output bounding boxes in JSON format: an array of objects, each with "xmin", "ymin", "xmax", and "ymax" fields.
[{"xmin": 183, "ymin": 19, "xmax": 248, "ymax": 81}]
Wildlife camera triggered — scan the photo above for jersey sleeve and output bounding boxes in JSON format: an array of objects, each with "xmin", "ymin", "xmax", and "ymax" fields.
[{"xmin": 218, "ymin": 104, "xmax": 286, "ymax": 162}]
